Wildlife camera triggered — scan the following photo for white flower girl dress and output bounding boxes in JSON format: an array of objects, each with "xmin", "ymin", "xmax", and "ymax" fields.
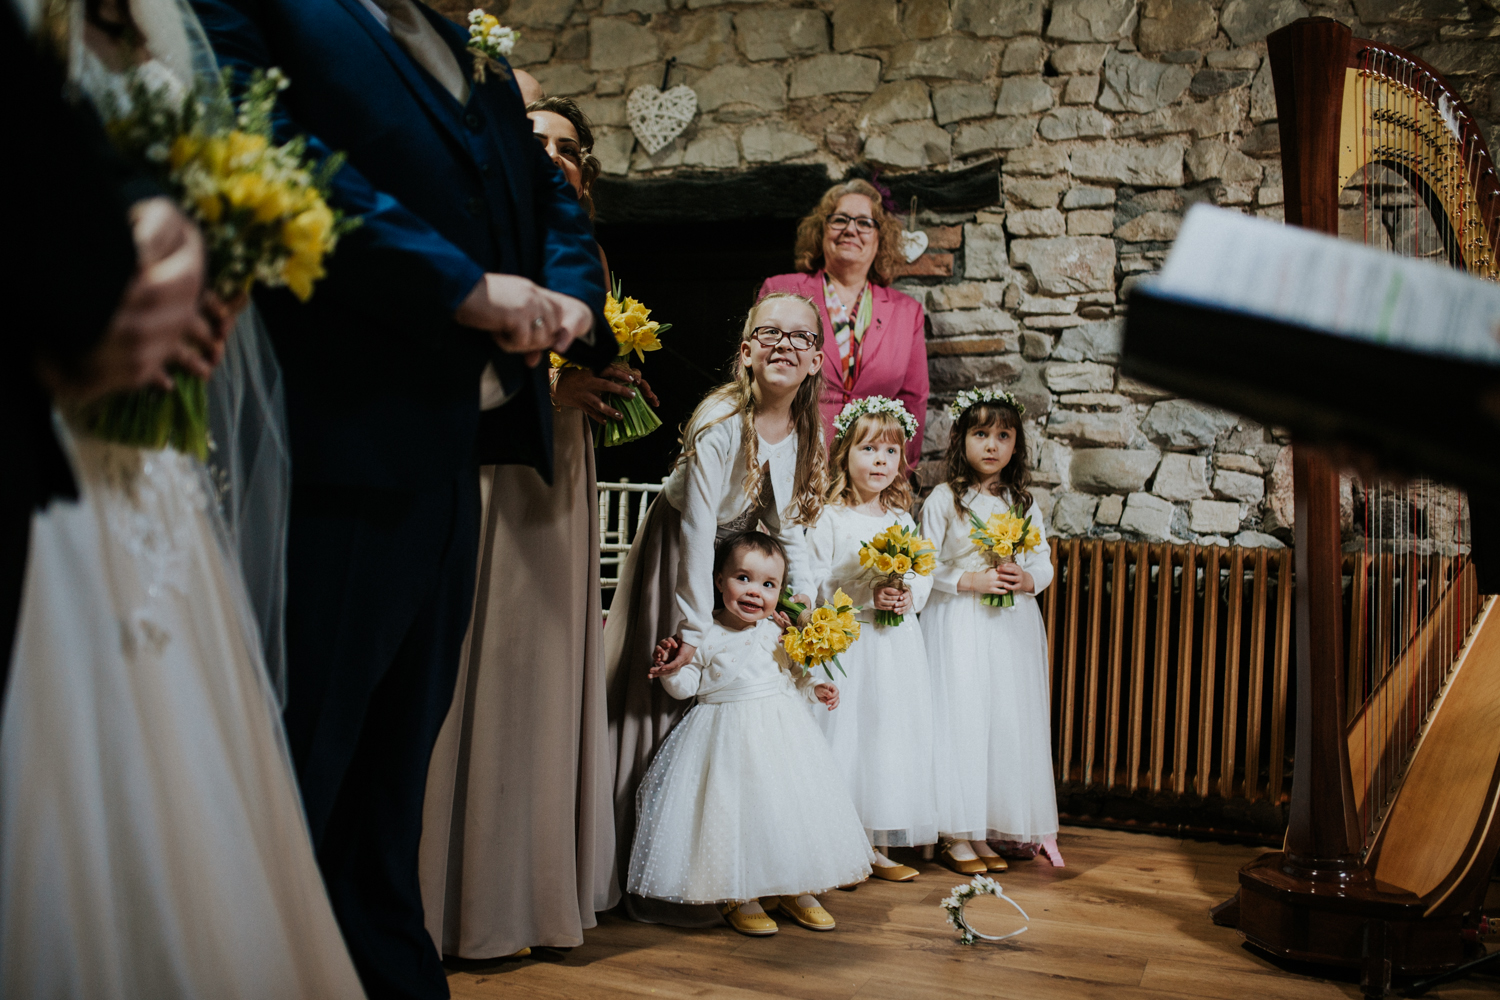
[
  {"xmin": 806, "ymin": 504, "xmax": 939, "ymax": 849},
  {"xmin": 919, "ymin": 484, "xmax": 1060, "ymax": 846},
  {"xmin": 626, "ymin": 618, "xmax": 874, "ymax": 904}
]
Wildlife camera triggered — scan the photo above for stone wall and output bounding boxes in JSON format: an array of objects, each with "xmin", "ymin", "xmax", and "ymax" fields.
[{"xmin": 432, "ymin": 0, "xmax": 1500, "ymax": 546}]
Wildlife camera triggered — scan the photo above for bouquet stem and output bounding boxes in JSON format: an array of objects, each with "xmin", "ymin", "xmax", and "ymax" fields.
[
  {"xmin": 874, "ymin": 573, "xmax": 909, "ymax": 627},
  {"xmin": 595, "ymin": 390, "xmax": 661, "ymax": 448},
  {"xmin": 983, "ymin": 555, "xmax": 1016, "ymax": 609},
  {"xmin": 82, "ymin": 369, "xmax": 210, "ymax": 461}
]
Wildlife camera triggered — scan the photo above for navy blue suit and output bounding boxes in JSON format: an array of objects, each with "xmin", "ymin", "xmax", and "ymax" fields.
[{"xmin": 189, "ymin": 1, "xmax": 611, "ymax": 996}]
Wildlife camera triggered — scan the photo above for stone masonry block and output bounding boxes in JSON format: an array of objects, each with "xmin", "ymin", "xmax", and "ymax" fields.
[
  {"xmin": 933, "ymin": 83, "xmax": 997, "ymax": 125},
  {"xmin": 865, "ymin": 120, "xmax": 952, "ymax": 168},
  {"xmin": 953, "ymin": 118, "xmax": 1038, "ymax": 157},
  {"xmin": 1007, "ymin": 208, "xmax": 1066, "ymax": 237},
  {"xmin": 996, "ymin": 76, "xmax": 1056, "ymax": 116},
  {"xmin": 962, "ymin": 223, "xmax": 1009, "ymax": 280},
  {"xmin": 1151, "ymin": 453, "xmax": 1210, "ymax": 501},
  {"xmin": 1045, "ymin": 361, "xmax": 1114, "ymax": 393},
  {"xmin": 736, "ymin": 8, "xmax": 829, "ymax": 62},
  {"xmin": 1010, "ymin": 237, "xmax": 1117, "ymax": 295},
  {"xmin": 1052, "ymin": 492, "xmax": 1100, "ymax": 535},
  {"xmin": 590, "ymin": 18, "xmax": 660, "ymax": 70},
  {"xmin": 1190, "ymin": 499, "xmax": 1243, "ymax": 534},
  {"xmin": 694, "ymin": 64, "xmax": 787, "ymax": 111},
  {"xmin": 1070, "ymin": 141, "xmax": 1186, "ymax": 187},
  {"xmin": 952, "ymin": 0, "xmax": 1044, "ymax": 36},
  {"xmin": 1121, "ymin": 492, "xmax": 1176, "ymax": 538},
  {"xmin": 858, "ymin": 80, "xmax": 933, "ymax": 128},
  {"xmin": 1048, "ymin": 0, "xmax": 1137, "ymax": 42},
  {"xmin": 831, "ymin": 0, "xmax": 904, "ymax": 51},
  {"xmin": 1071, "ymin": 449, "xmax": 1160, "ymax": 494},
  {"xmin": 1213, "ymin": 469, "xmax": 1266, "ymax": 504},
  {"xmin": 789, "ymin": 54, "xmax": 882, "ymax": 98}
]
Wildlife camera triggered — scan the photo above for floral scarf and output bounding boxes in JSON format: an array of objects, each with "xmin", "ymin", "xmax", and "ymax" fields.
[{"xmin": 822, "ymin": 272, "xmax": 874, "ymax": 391}]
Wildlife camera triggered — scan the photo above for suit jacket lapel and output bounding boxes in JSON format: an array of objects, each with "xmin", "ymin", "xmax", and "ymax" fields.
[{"xmin": 331, "ymin": 0, "xmax": 471, "ymax": 156}]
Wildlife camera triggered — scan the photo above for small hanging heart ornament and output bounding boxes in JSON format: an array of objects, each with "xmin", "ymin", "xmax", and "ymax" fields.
[
  {"xmin": 900, "ymin": 230, "xmax": 929, "ymax": 263},
  {"xmin": 627, "ymin": 84, "xmax": 698, "ymax": 154}
]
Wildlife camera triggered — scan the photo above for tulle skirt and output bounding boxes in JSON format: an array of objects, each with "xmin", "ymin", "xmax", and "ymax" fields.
[
  {"xmin": 815, "ymin": 619, "xmax": 940, "ymax": 848},
  {"xmin": 627, "ymin": 691, "xmax": 874, "ymax": 905},
  {"xmin": 922, "ymin": 590, "xmax": 1059, "ymax": 844},
  {"xmin": 1, "ymin": 430, "xmax": 364, "ymax": 999}
]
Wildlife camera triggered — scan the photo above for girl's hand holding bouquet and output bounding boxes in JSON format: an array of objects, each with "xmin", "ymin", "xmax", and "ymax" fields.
[
  {"xmin": 966, "ymin": 506, "xmax": 1042, "ymax": 608},
  {"xmin": 857, "ymin": 524, "xmax": 936, "ymax": 627}
]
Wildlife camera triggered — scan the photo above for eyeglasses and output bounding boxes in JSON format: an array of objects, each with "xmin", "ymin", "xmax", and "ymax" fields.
[
  {"xmin": 827, "ymin": 213, "xmax": 877, "ymax": 234},
  {"xmin": 749, "ymin": 326, "xmax": 818, "ymax": 352}
]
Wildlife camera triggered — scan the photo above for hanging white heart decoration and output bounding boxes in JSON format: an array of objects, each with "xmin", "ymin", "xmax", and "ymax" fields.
[
  {"xmin": 900, "ymin": 230, "xmax": 929, "ymax": 263},
  {"xmin": 627, "ymin": 84, "xmax": 698, "ymax": 154}
]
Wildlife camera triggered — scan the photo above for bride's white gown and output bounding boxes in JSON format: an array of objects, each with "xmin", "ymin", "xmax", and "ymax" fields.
[{"xmin": 0, "ymin": 427, "xmax": 366, "ymax": 997}]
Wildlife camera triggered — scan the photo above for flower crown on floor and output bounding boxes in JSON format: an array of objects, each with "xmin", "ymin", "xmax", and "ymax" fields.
[
  {"xmin": 833, "ymin": 396, "xmax": 918, "ymax": 441},
  {"xmin": 948, "ymin": 388, "xmax": 1025, "ymax": 420}
]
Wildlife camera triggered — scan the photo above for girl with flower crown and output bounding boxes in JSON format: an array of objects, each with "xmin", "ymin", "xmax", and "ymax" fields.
[
  {"xmin": 604, "ymin": 291, "xmax": 828, "ymax": 925},
  {"xmin": 920, "ymin": 389, "xmax": 1063, "ymax": 872},
  {"xmin": 805, "ymin": 396, "xmax": 941, "ymax": 881}
]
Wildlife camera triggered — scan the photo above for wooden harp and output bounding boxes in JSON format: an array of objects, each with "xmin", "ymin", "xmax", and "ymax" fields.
[{"xmin": 1220, "ymin": 17, "xmax": 1500, "ymax": 996}]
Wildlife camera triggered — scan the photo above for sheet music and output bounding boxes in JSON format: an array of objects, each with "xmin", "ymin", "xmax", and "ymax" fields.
[{"xmin": 1152, "ymin": 204, "xmax": 1500, "ymax": 366}]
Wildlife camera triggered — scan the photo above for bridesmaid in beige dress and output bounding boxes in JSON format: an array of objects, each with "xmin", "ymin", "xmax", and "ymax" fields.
[{"xmin": 419, "ymin": 97, "xmax": 654, "ymax": 961}]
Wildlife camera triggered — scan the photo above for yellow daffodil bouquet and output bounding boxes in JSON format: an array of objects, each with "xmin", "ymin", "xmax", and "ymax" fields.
[
  {"xmin": 87, "ymin": 66, "xmax": 357, "ymax": 459},
  {"xmin": 596, "ymin": 280, "xmax": 670, "ymax": 448},
  {"xmin": 857, "ymin": 523, "xmax": 936, "ymax": 626},
  {"xmin": 780, "ymin": 589, "xmax": 862, "ymax": 681},
  {"xmin": 968, "ymin": 506, "xmax": 1043, "ymax": 608}
]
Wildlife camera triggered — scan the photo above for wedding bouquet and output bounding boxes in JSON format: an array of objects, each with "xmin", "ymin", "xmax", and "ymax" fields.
[
  {"xmin": 780, "ymin": 588, "xmax": 861, "ymax": 682},
  {"xmin": 858, "ymin": 523, "xmax": 936, "ymax": 627},
  {"xmin": 87, "ymin": 66, "xmax": 356, "ymax": 460},
  {"xmin": 595, "ymin": 281, "xmax": 670, "ymax": 448},
  {"xmin": 968, "ymin": 506, "xmax": 1042, "ymax": 608},
  {"xmin": 466, "ymin": 10, "xmax": 517, "ymax": 84}
]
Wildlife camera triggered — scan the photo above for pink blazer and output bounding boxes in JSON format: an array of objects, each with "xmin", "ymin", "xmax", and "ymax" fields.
[{"xmin": 758, "ymin": 271, "xmax": 929, "ymax": 467}]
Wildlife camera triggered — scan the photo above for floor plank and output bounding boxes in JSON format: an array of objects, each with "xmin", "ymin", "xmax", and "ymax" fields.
[{"xmin": 445, "ymin": 826, "xmax": 1500, "ymax": 999}]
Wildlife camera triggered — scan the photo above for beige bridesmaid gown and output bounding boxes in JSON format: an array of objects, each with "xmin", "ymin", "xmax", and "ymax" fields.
[{"xmin": 419, "ymin": 407, "xmax": 619, "ymax": 959}]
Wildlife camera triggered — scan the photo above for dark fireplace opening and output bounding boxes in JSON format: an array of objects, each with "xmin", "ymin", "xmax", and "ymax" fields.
[{"xmin": 592, "ymin": 216, "xmax": 800, "ymax": 487}]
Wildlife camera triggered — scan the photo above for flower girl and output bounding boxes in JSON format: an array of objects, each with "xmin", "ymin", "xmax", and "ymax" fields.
[
  {"xmin": 604, "ymin": 292, "xmax": 828, "ymax": 920},
  {"xmin": 627, "ymin": 531, "xmax": 874, "ymax": 936},
  {"xmin": 920, "ymin": 389, "xmax": 1063, "ymax": 872},
  {"xmin": 806, "ymin": 397, "xmax": 940, "ymax": 881}
]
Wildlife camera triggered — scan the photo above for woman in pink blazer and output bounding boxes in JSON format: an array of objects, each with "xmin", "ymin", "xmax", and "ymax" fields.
[{"xmin": 759, "ymin": 179, "xmax": 929, "ymax": 468}]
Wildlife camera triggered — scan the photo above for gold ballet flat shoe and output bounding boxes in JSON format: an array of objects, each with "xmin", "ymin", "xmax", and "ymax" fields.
[
  {"xmin": 772, "ymin": 895, "xmax": 836, "ymax": 931},
  {"xmin": 975, "ymin": 853, "xmax": 1008, "ymax": 872},
  {"xmin": 870, "ymin": 862, "xmax": 920, "ymax": 882},
  {"xmin": 508, "ymin": 947, "xmax": 531, "ymax": 959},
  {"xmin": 938, "ymin": 846, "xmax": 988, "ymax": 876},
  {"xmin": 721, "ymin": 902, "xmax": 779, "ymax": 936}
]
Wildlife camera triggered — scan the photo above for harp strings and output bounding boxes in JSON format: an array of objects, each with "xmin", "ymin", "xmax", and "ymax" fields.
[{"xmin": 1346, "ymin": 46, "xmax": 1480, "ymax": 845}]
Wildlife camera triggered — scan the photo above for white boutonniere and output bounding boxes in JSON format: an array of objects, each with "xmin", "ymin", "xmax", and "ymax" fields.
[{"xmin": 467, "ymin": 10, "xmax": 517, "ymax": 84}]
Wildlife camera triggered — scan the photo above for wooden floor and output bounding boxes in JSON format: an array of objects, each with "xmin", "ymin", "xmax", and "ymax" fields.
[{"xmin": 444, "ymin": 826, "xmax": 1499, "ymax": 999}]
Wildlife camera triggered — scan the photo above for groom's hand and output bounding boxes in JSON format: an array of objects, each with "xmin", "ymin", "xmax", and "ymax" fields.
[{"xmin": 456, "ymin": 273, "xmax": 562, "ymax": 363}]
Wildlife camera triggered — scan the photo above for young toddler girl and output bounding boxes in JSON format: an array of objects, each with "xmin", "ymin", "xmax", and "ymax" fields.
[
  {"xmin": 920, "ymin": 389, "xmax": 1063, "ymax": 871},
  {"xmin": 806, "ymin": 397, "xmax": 939, "ymax": 881},
  {"xmin": 604, "ymin": 292, "xmax": 829, "ymax": 921},
  {"xmin": 627, "ymin": 531, "xmax": 874, "ymax": 936}
]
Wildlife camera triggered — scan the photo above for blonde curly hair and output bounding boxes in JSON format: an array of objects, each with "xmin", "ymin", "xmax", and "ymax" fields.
[{"xmin": 792, "ymin": 179, "xmax": 906, "ymax": 286}]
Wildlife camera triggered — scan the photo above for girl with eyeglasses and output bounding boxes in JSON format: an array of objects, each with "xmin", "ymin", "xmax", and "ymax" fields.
[
  {"xmin": 760, "ymin": 179, "xmax": 930, "ymax": 469},
  {"xmin": 604, "ymin": 292, "xmax": 831, "ymax": 927}
]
